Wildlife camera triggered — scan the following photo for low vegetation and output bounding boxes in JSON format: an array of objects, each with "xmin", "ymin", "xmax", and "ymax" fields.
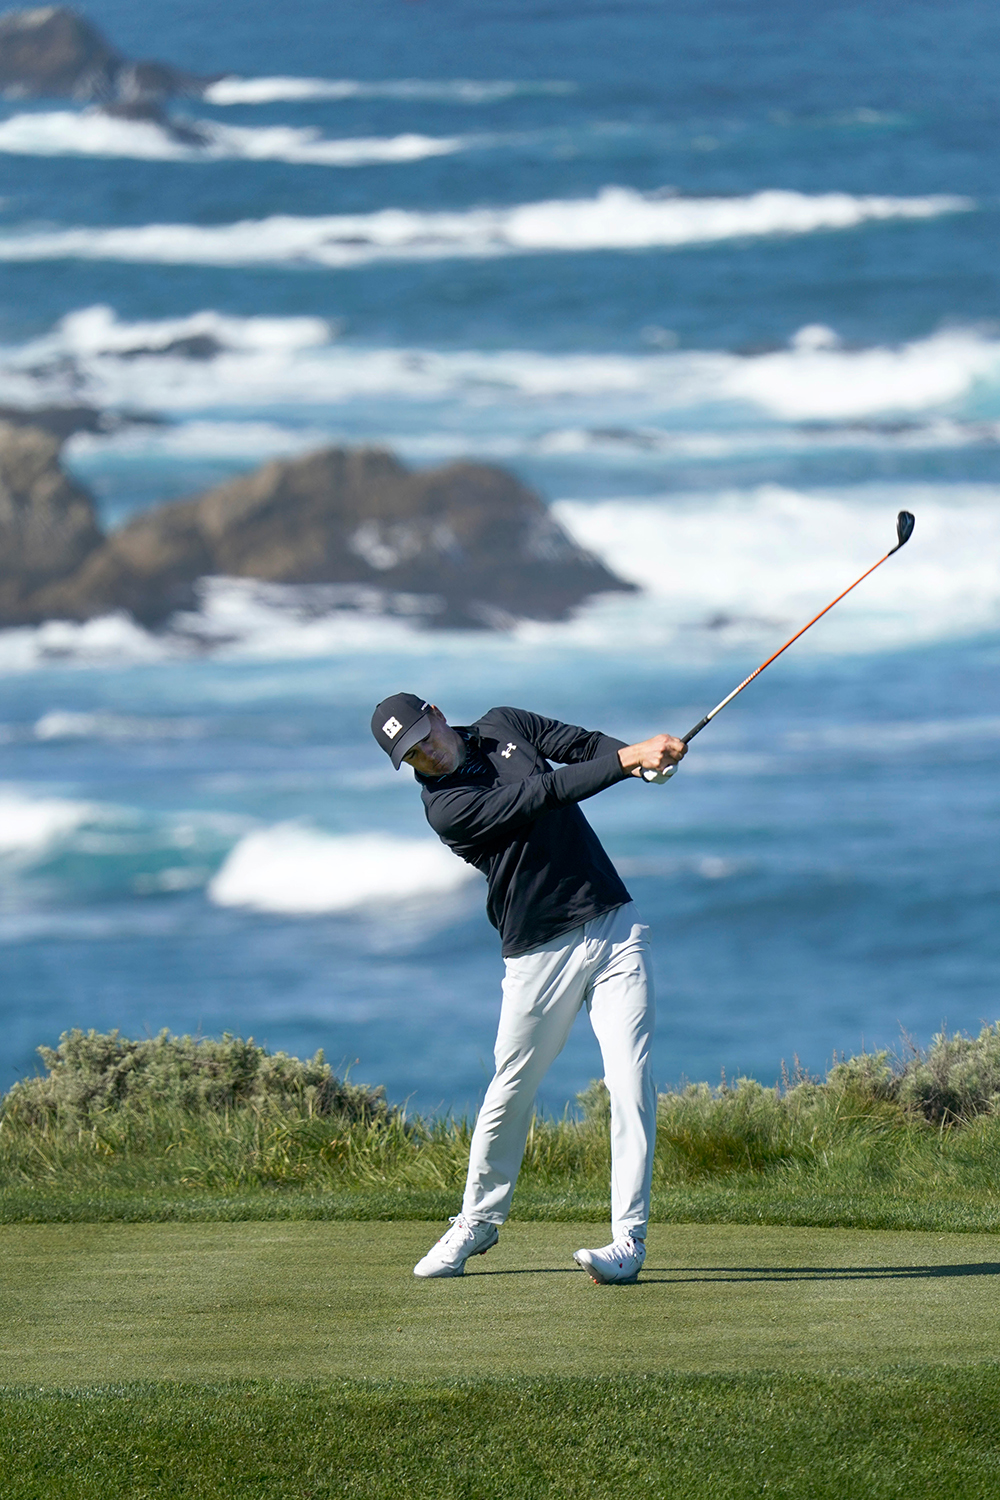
[{"xmin": 4, "ymin": 1025, "xmax": 1000, "ymax": 1227}]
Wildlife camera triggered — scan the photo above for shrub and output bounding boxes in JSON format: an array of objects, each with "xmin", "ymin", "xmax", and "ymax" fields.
[
  {"xmin": 2, "ymin": 1029, "xmax": 394, "ymax": 1127},
  {"xmin": 823, "ymin": 1026, "xmax": 1000, "ymax": 1125}
]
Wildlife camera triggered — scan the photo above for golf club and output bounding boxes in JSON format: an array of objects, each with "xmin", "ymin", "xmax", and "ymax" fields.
[{"xmin": 643, "ymin": 510, "xmax": 916, "ymax": 782}]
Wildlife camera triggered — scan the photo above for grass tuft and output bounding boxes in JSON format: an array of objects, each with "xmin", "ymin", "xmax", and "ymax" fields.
[{"xmin": 4, "ymin": 1026, "xmax": 1000, "ymax": 1228}]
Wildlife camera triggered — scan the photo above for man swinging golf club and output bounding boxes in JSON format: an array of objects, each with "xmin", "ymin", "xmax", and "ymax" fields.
[
  {"xmin": 369, "ymin": 514, "xmax": 916, "ymax": 1283},
  {"xmin": 371, "ymin": 695, "xmax": 686, "ymax": 1284}
]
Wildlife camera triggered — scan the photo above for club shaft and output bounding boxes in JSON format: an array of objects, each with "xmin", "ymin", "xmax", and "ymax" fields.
[{"xmin": 681, "ymin": 546, "xmax": 897, "ymax": 744}]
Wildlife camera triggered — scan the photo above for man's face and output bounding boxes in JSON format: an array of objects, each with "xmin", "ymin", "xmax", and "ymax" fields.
[{"xmin": 402, "ymin": 708, "xmax": 465, "ymax": 777}]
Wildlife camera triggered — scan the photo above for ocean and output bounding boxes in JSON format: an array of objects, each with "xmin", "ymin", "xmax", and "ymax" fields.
[{"xmin": 1, "ymin": 0, "xmax": 999, "ymax": 1113}]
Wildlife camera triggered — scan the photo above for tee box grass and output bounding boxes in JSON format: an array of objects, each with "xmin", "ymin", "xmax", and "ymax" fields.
[
  {"xmin": 4, "ymin": 1220, "xmax": 1000, "ymax": 1384},
  {"xmin": 4, "ymin": 1220, "xmax": 1000, "ymax": 1498}
]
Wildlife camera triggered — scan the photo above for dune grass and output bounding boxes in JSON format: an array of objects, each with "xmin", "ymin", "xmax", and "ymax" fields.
[
  {"xmin": 5, "ymin": 1027, "xmax": 1000, "ymax": 1229},
  {"xmin": 4, "ymin": 1367, "xmax": 1000, "ymax": 1500}
]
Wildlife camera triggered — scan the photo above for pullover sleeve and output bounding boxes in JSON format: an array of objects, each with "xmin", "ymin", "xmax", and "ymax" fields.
[
  {"xmin": 425, "ymin": 751, "xmax": 628, "ymax": 849},
  {"xmin": 492, "ymin": 707, "xmax": 627, "ymax": 764}
]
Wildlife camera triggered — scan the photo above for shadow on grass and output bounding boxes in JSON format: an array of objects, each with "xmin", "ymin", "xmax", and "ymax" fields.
[{"xmin": 470, "ymin": 1262, "xmax": 1000, "ymax": 1282}]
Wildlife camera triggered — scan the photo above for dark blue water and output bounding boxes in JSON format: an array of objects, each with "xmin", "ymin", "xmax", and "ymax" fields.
[{"xmin": 1, "ymin": 0, "xmax": 998, "ymax": 1111}]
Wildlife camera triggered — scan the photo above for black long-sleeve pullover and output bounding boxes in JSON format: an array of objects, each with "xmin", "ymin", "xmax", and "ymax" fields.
[{"xmin": 417, "ymin": 706, "xmax": 632, "ymax": 957}]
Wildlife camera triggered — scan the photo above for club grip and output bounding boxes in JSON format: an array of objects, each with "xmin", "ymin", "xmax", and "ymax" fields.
[
  {"xmin": 641, "ymin": 763, "xmax": 679, "ymax": 783},
  {"xmin": 641, "ymin": 711, "xmax": 711, "ymax": 781}
]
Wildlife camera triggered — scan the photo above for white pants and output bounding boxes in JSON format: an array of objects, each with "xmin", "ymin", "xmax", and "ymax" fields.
[{"xmin": 462, "ymin": 902, "xmax": 656, "ymax": 1240}]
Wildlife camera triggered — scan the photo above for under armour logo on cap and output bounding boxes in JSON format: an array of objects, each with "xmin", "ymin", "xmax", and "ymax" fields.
[
  {"xmin": 501, "ymin": 743, "xmax": 517, "ymax": 758},
  {"xmin": 371, "ymin": 693, "xmax": 434, "ymax": 769}
]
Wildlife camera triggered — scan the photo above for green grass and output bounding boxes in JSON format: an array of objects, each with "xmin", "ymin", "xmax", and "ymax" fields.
[
  {"xmin": 8, "ymin": 1026, "xmax": 1000, "ymax": 1230},
  {"xmin": 6, "ymin": 1093, "xmax": 1000, "ymax": 1232},
  {"xmin": 3, "ymin": 1369, "xmax": 1000, "ymax": 1499},
  {"xmin": 4, "ymin": 1220, "xmax": 1000, "ymax": 1496},
  {"xmin": 9, "ymin": 1034, "xmax": 1000, "ymax": 1494},
  {"xmin": 6, "ymin": 1214, "xmax": 1000, "ymax": 1497},
  {"xmin": 4, "ymin": 1221, "xmax": 1000, "ymax": 1384}
]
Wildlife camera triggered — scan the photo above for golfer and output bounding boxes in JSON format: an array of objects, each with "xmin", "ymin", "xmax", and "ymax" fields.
[{"xmin": 371, "ymin": 694, "xmax": 685, "ymax": 1284}]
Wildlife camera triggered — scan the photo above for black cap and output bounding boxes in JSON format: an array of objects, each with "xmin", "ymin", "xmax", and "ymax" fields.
[{"xmin": 371, "ymin": 693, "xmax": 433, "ymax": 769}]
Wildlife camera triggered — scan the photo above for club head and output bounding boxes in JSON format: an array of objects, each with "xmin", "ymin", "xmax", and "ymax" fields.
[{"xmin": 891, "ymin": 510, "xmax": 915, "ymax": 553}]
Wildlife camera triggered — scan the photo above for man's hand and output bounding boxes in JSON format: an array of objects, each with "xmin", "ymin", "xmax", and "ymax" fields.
[{"xmin": 618, "ymin": 734, "xmax": 687, "ymax": 778}]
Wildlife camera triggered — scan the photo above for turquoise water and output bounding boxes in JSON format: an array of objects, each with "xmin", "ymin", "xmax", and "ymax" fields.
[{"xmin": 1, "ymin": 0, "xmax": 999, "ymax": 1111}]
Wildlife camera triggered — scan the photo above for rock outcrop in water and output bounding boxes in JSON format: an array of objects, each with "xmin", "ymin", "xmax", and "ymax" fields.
[
  {"xmin": 0, "ymin": 422, "xmax": 103, "ymax": 622},
  {"xmin": 0, "ymin": 6, "xmax": 217, "ymax": 104},
  {"xmin": 0, "ymin": 427, "xmax": 634, "ymax": 631}
]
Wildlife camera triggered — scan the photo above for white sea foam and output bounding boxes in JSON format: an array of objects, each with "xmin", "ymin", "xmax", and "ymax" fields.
[
  {"xmin": 0, "ymin": 788, "xmax": 98, "ymax": 854},
  {"xmin": 2, "ymin": 482, "xmax": 997, "ymax": 673},
  {"xmin": 0, "ymin": 110, "xmax": 467, "ymax": 166},
  {"xmin": 33, "ymin": 710, "xmax": 206, "ymax": 741},
  {"xmin": 208, "ymin": 826, "xmax": 475, "ymax": 913},
  {"xmin": 720, "ymin": 325, "xmax": 1000, "ymax": 420},
  {"xmin": 0, "ymin": 187, "xmax": 969, "ymax": 269},
  {"xmin": 0, "ymin": 614, "xmax": 180, "ymax": 673},
  {"xmin": 69, "ymin": 420, "xmax": 333, "ymax": 463},
  {"xmin": 10, "ymin": 307, "xmax": 1000, "ymax": 431},
  {"xmin": 548, "ymin": 483, "xmax": 1000, "ymax": 655},
  {"xmin": 58, "ymin": 303, "xmax": 331, "ymax": 356},
  {"xmin": 204, "ymin": 76, "xmax": 573, "ymax": 105}
]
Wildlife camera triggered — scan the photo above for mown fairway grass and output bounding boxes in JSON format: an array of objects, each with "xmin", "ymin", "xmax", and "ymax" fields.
[
  {"xmin": 3, "ymin": 1222, "xmax": 1000, "ymax": 1497},
  {"xmin": 3, "ymin": 1219, "xmax": 1000, "ymax": 1383}
]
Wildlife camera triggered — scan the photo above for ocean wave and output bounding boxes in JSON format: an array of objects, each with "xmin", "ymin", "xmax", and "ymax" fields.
[
  {"xmin": 203, "ymin": 75, "xmax": 574, "ymax": 105},
  {"xmin": 32, "ymin": 710, "xmax": 207, "ymax": 741},
  {"xmin": 0, "ymin": 109, "xmax": 467, "ymax": 166},
  {"xmin": 0, "ymin": 788, "xmax": 250, "ymax": 911},
  {"xmin": 0, "ymin": 187, "xmax": 969, "ymax": 269},
  {"xmin": 72, "ymin": 413, "xmax": 1000, "ymax": 481},
  {"xmin": 0, "ymin": 614, "xmax": 182, "ymax": 673},
  {"xmin": 207, "ymin": 826, "xmax": 476, "ymax": 913},
  {"xmin": 784, "ymin": 715, "xmax": 1000, "ymax": 753},
  {"xmin": 51, "ymin": 304, "xmax": 331, "ymax": 356},
  {"xmin": 69, "ymin": 420, "xmax": 334, "ymax": 464},
  {"xmin": 11, "ymin": 308, "xmax": 1000, "ymax": 430},
  {"xmin": 719, "ymin": 323, "xmax": 1000, "ymax": 420},
  {"xmin": 548, "ymin": 482, "xmax": 1000, "ymax": 655},
  {"xmin": 0, "ymin": 581, "xmax": 433, "ymax": 674},
  {"xmin": 0, "ymin": 788, "xmax": 99, "ymax": 855}
]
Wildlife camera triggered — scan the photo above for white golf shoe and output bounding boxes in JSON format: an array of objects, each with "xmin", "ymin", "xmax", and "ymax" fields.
[
  {"xmin": 573, "ymin": 1234, "xmax": 646, "ymax": 1285},
  {"xmin": 413, "ymin": 1214, "xmax": 500, "ymax": 1278}
]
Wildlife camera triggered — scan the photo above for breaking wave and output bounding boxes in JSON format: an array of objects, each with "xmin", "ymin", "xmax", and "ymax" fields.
[
  {"xmin": 548, "ymin": 482, "xmax": 1000, "ymax": 655},
  {"xmin": 10, "ymin": 308, "xmax": 1000, "ymax": 430},
  {"xmin": 0, "ymin": 110, "xmax": 467, "ymax": 166},
  {"xmin": 0, "ymin": 187, "xmax": 970, "ymax": 269},
  {"xmin": 1, "ymin": 483, "xmax": 999, "ymax": 674},
  {"xmin": 208, "ymin": 826, "xmax": 476, "ymax": 913},
  {"xmin": 0, "ymin": 786, "xmax": 250, "ymax": 905},
  {"xmin": 203, "ymin": 75, "xmax": 574, "ymax": 105},
  {"xmin": 0, "ymin": 788, "xmax": 99, "ymax": 855}
]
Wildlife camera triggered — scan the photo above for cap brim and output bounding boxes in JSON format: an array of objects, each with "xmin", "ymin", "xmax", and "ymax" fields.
[{"xmin": 390, "ymin": 713, "xmax": 432, "ymax": 769}]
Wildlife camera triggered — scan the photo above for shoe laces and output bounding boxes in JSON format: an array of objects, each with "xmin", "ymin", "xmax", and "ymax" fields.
[{"xmin": 441, "ymin": 1214, "xmax": 478, "ymax": 1246}]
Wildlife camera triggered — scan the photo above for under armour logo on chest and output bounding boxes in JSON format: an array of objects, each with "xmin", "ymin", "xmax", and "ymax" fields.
[{"xmin": 501, "ymin": 743, "xmax": 517, "ymax": 758}]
